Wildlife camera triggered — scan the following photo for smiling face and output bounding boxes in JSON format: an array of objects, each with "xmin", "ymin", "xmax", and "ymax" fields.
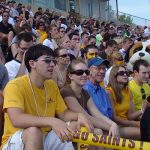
[
  {"xmin": 116, "ymin": 67, "xmax": 128, "ymax": 84},
  {"xmin": 89, "ymin": 63, "xmax": 106, "ymax": 83},
  {"xmin": 69, "ymin": 63, "xmax": 89, "ymax": 87}
]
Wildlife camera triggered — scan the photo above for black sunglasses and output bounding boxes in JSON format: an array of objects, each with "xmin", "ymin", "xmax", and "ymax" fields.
[
  {"xmin": 141, "ymin": 88, "xmax": 146, "ymax": 100},
  {"xmin": 59, "ymin": 54, "xmax": 70, "ymax": 58},
  {"xmin": 70, "ymin": 69, "xmax": 90, "ymax": 76},
  {"xmin": 36, "ymin": 58, "xmax": 57, "ymax": 65},
  {"xmin": 116, "ymin": 71, "xmax": 129, "ymax": 76}
]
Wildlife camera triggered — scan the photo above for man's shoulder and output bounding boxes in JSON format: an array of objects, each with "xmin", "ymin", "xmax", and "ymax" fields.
[{"xmin": 6, "ymin": 75, "xmax": 27, "ymax": 86}]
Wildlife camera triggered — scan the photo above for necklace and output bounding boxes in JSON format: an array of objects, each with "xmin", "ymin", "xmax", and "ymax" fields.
[{"xmin": 27, "ymin": 74, "xmax": 48, "ymax": 117}]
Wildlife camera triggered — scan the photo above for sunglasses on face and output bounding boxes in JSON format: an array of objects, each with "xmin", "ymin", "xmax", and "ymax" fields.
[
  {"xmin": 70, "ymin": 69, "xmax": 90, "ymax": 76},
  {"xmin": 116, "ymin": 71, "xmax": 129, "ymax": 76},
  {"xmin": 141, "ymin": 88, "xmax": 146, "ymax": 100},
  {"xmin": 36, "ymin": 58, "xmax": 57, "ymax": 65},
  {"xmin": 59, "ymin": 54, "xmax": 70, "ymax": 58}
]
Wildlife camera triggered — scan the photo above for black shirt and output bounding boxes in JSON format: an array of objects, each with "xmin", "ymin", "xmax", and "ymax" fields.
[{"xmin": 0, "ymin": 21, "xmax": 14, "ymax": 34}]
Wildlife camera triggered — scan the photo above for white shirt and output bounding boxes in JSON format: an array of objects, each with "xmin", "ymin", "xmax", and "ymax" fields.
[
  {"xmin": 5, "ymin": 60, "xmax": 28, "ymax": 80},
  {"xmin": 43, "ymin": 39, "xmax": 58, "ymax": 51},
  {"xmin": 104, "ymin": 66, "xmax": 112, "ymax": 87},
  {"xmin": 119, "ymin": 48, "xmax": 126, "ymax": 59}
]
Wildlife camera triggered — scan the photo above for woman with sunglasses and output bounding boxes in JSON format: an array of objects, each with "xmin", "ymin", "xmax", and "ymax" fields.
[
  {"xmin": 60, "ymin": 59, "xmax": 120, "ymax": 148},
  {"xmin": 52, "ymin": 48, "xmax": 70, "ymax": 88},
  {"xmin": 36, "ymin": 21, "xmax": 47, "ymax": 43},
  {"xmin": 107, "ymin": 65, "xmax": 147, "ymax": 139}
]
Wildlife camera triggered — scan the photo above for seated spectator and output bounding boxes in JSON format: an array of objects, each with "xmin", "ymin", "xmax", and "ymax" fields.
[
  {"xmin": 107, "ymin": 65, "xmax": 144, "ymax": 139},
  {"xmin": 61, "ymin": 59, "xmax": 119, "ymax": 138},
  {"xmin": 0, "ymin": 63, "xmax": 8, "ymax": 142},
  {"xmin": 129, "ymin": 60, "xmax": 150, "ymax": 111},
  {"xmin": 88, "ymin": 35, "xmax": 96, "ymax": 46},
  {"xmin": 80, "ymin": 32, "xmax": 89, "ymax": 50},
  {"xmin": 68, "ymin": 32, "xmax": 81, "ymax": 60},
  {"xmin": 52, "ymin": 48, "xmax": 70, "ymax": 88},
  {"xmin": 140, "ymin": 106, "xmax": 150, "ymax": 142},
  {"xmin": 119, "ymin": 37, "xmax": 133, "ymax": 59},
  {"xmin": 99, "ymin": 40, "xmax": 117, "ymax": 61},
  {"xmin": 36, "ymin": 21, "xmax": 47, "ymax": 43},
  {"xmin": 84, "ymin": 57, "xmax": 112, "ymax": 120},
  {"xmin": 58, "ymin": 35, "xmax": 70, "ymax": 50},
  {"xmin": 5, "ymin": 32, "xmax": 33, "ymax": 80},
  {"xmin": 58, "ymin": 27, "xmax": 66, "ymax": 38},
  {"xmin": 104, "ymin": 51, "xmax": 124, "ymax": 87},
  {"xmin": 2, "ymin": 44, "xmax": 92, "ymax": 150},
  {"xmin": 81, "ymin": 45, "xmax": 98, "ymax": 65},
  {"xmin": 43, "ymin": 24, "xmax": 58, "ymax": 51}
]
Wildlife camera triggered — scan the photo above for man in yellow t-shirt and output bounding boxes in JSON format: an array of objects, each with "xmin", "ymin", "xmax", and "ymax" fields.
[
  {"xmin": 2, "ymin": 44, "xmax": 92, "ymax": 150},
  {"xmin": 129, "ymin": 59, "xmax": 150, "ymax": 111}
]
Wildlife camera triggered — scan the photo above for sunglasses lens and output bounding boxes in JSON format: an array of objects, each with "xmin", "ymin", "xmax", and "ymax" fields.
[
  {"xmin": 84, "ymin": 70, "xmax": 90, "ymax": 75},
  {"xmin": 71, "ymin": 70, "xmax": 90, "ymax": 76},
  {"xmin": 141, "ymin": 88, "xmax": 146, "ymax": 100},
  {"xmin": 59, "ymin": 54, "xmax": 69, "ymax": 58},
  {"xmin": 117, "ymin": 71, "xmax": 129, "ymax": 76},
  {"xmin": 44, "ymin": 59, "xmax": 57, "ymax": 65}
]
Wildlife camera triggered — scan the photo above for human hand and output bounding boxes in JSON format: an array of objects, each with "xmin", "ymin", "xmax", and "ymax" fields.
[
  {"xmin": 109, "ymin": 122, "xmax": 120, "ymax": 137},
  {"xmin": 77, "ymin": 113, "xmax": 94, "ymax": 132},
  {"xmin": 141, "ymin": 100, "xmax": 150, "ymax": 113},
  {"xmin": 51, "ymin": 118, "xmax": 74, "ymax": 142}
]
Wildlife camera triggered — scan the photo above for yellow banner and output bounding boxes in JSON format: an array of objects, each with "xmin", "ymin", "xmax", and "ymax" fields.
[{"xmin": 73, "ymin": 128, "xmax": 150, "ymax": 150}]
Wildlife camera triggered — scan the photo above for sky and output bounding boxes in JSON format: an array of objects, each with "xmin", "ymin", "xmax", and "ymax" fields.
[{"xmin": 110, "ymin": 0, "xmax": 150, "ymax": 25}]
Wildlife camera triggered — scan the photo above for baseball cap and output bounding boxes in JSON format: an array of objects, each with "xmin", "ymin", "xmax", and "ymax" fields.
[{"xmin": 88, "ymin": 57, "xmax": 109, "ymax": 67}]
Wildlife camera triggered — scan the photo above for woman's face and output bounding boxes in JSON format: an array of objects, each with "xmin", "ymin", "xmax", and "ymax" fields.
[
  {"xmin": 116, "ymin": 67, "xmax": 128, "ymax": 84},
  {"xmin": 57, "ymin": 49, "xmax": 70, "ymax": 66},
  {"xmin": 69, "ymin": 63, "xmax": 89, "ymax": 87},
  {"xmin": 60, "ymin": 36, "xmax": 70, "ymax": 49}
]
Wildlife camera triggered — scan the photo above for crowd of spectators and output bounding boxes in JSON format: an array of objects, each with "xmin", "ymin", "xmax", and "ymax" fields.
[{"xmin": 0, "ymin": 1, "xmax": 150, "ymax": 150}]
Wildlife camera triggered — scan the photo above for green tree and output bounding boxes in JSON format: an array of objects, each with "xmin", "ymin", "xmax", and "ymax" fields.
[{"xmin": 119, "ymin": 14, "xmax": 133, "ymax": 24}]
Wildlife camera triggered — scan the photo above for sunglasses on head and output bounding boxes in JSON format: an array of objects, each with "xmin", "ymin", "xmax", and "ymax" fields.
[
  {"xmin": 59, "ymin": 54, "xmax": 70, "ymax": 58},
  {"xmin": 141, "ymin": 88, "xmax": 146, "ymax": 100},
  {"xmin": 36, "ymin": 58, "xmax": 57, "ymax": 65},
  {"xmin": 116, "ymin": 71, "xmax": 129, "ymax": 76},
  {"xmin": 70, "ymin": 69, "xmax": 90, "ymax": 76}
]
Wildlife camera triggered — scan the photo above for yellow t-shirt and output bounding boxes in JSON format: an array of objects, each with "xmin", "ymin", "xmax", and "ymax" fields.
[
  {"xmin": 129, "ymin": 80, "xmax": 150, "ymax": 111},
  {"xmin": 107, "ymin": 87, "xmax": 130, "ymax": 119},
  {"xmin": 2, "ymin": 75, "xmax": 67, "ymax": 147}
]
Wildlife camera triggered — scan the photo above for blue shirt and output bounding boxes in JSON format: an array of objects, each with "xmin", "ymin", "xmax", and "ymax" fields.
[{"xmin": 84, "ymin": 80, "xmax": 113, "ymax": 119}]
